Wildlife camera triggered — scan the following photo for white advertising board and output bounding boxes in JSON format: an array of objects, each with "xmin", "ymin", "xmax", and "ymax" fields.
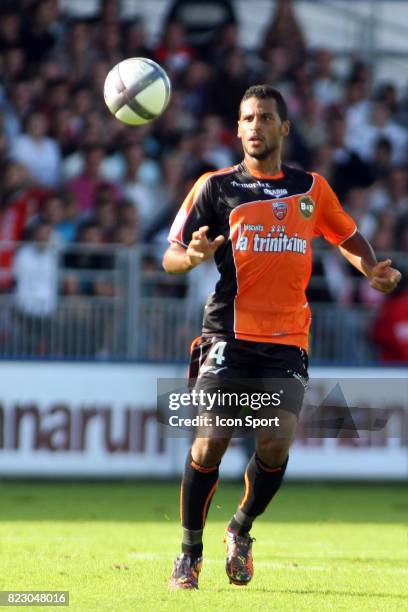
[
  {"xmin": 0, "ymin": 363, "xmax": 406, "ymax": 479},
  {"xmin": 0, "ymin": 362, "xmax": 184, "ymax": 477}
]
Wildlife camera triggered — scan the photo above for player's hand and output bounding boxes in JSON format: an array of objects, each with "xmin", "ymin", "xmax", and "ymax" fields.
[
  {"xmin": 368, "ymin": 259, "xmax": 402, "ymax": 293},
  {"xmin": 186, "ymin": 226, "xmax": 225, "ymax": 268}
]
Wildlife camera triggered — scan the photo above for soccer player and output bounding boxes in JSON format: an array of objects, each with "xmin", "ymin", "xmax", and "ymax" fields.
[{"xmin": 162, "ymin": 85, "xmax": 401, "ymax": 589}]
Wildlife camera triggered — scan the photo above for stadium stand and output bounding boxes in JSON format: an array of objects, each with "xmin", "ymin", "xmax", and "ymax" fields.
[{"xmin": 0, "ymin": 0, "xmax": 407, "ymax": 362}]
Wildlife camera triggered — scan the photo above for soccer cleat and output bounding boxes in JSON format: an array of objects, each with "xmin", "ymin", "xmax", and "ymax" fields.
[
  {"xmin": 225, "ymin": 529, "xmax": 255, "ymax": 586},
  {"xmin": 168, "ymin": 553, "xmax": 203, "ymax": 590}
]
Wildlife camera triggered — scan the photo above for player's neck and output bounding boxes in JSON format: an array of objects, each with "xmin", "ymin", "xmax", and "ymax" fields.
[{"xmin": 243, "ymin": 155, "xmax": 283, "ymax": 179}]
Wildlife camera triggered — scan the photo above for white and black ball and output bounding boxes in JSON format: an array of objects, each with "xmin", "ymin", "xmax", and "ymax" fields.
[{"xmin": 104, "ymin": 57, "xmax": 171, "ymax": 125}]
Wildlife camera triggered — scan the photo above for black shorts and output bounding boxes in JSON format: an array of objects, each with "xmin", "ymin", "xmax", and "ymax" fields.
[{"xmin": 188, "ymin": 335, "xmax": 308, "ymax": 418}]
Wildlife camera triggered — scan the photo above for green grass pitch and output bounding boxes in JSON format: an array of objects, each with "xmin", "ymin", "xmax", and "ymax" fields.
[{"xmin": 0, "ymin": 481, "xmax": 407, "ymax": 611}]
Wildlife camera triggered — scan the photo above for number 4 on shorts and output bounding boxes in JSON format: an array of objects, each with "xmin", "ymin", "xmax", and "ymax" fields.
[{"xmin": 208, "ymin": 341, "xmax": 227, "ymax": 365}]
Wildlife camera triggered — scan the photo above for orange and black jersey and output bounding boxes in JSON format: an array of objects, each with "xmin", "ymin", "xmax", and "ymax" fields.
[{"xmin": 168, "ymin": 162, "xmax": 357, "ymax": 352}]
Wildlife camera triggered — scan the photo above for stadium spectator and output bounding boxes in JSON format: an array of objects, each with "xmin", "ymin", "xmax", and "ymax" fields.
[
  {"xmin": 368, "ymin": 213, "xmax": 395, "ymax": 257},
  {"xmin": 297, "ymin": 95, "xmax": 327, "ymax": 152},
  {"xmin": 310, "ymin": 141, "xmax": 334, "ymax": 182},
  {"xmin": 372, "ymin": 275, "xmax": 408, "ymax": 363},
  {"xmin": 261, "ymin": 45, "xmax": 292, "ymax": 92},
  {"xmin": 369, "ymin": 166, "xmax": 408, "ymax": 215},
  {"xmin": 98, "ymin": 0, "xmax": 122, "ymax": 24},
  {"xmin": 181, "ymin": 60, "xmax": 214, "ymax": 119},
  {"xmin": 371, "ymin": 136, "xmax": 393, "ymax": 181},
  {"xmin": 64, "ymin": 22, "xmax": 96, "ymax": 83},
  {"xmin": 21, "ymin": 0, "xmax": 62, "ymax": 65},
  {"xmin": 89, "ymin": 59, "xmax": 113, "ymax": 104},
  {"xmin": 41, "ymin": 193, "xmax": 69, "ymax": 245},
  {"xmin": 375, "ymin": 81, "xmax": 400, "ymax": 117},
  {"xmin": 343, "ymin": 76, "xmax": 372, "ymax": 138},
  {"xmin": 121, "ymin": 142, "xmax": 161, "ymax": 230},
  {"xmin": 13, "ymin": 219, "xmax": 58, "ymax": 317},
  {"xmin": 396, "ymin": 215, "xmax": 408, "ymax": 251},
  {"xmin": 151, "ymin": 91, "xmax": 196, "ymax": 154},
  {"xmin": 154, "ymin": 21, "xmax": 194, "ymax": 76},
  {"xmin": 12, "ymin": 219, "xmax": 59, "ymax": 355},
  {"xmin": 0, "ymin": 128, "xmax": 9, "ymax": 166},
  {"xmin": 259, "ymin": 0, "xmax": 306, "ymax": 70},
  {"xmin": 211, "ymin": 49, "xmax": 254, "ymax": 126},
  {"xmin": 113, "ymin": 223, "xmax": 139, "ymax": 247},
  {"xmin": 169, "ymin": 130, "xmax": 203, "ymax": 178},
  {"xmin": 311, "ymin": 47, "xmax": 342, "ymax": 108},
  {"xmin": 327, "ymin": 114, "xmax": 374, "ymax": 201},
  {"xmin": 117, "ymin": 198, "xmax": 140, "ymax": 235},
  {"xmin": 66, "ymin": 143, "xmax": 122, "ymax": 214},
  {"xmin": 0, "ymin": 160, "xmax": 48, "ymax": 291},
  {"xmin": 56, "ymin": 193, "xmax": 80, "ymax": 244},
  {"xmin": 123, "ymin": 20, "xmax": 152, "ymax": 58},
  {"xmin": 208, "ymin": 22, "xmax": 240, "ymax": 68},
  {"xmin": 49, "ymin": 106, "xmax": 77, "ymax": 157},
  {"xmin": 199, "ymin": 114, "xmax": 235, "ymax": 168},
  {"xmin": 61, "ymin": 120, "xmax": 106, "ymax": 182},
  {"xmin": 164, "ymin": 0, "xmax": 236, "ymax": 55},
  {"xmin": 347, "ymin": 100, "xmax": 408, "ymax": 165},
  {"xmin": 0, "ymin": 9, "xmax": 22, "ymax": 52},
  {"xmin": 63, "ymin": 221, "xmax": 115, "ymax": 297},
  {"xmin": 70, "ymin": 85, "xmax": 94, "ymax": 133},
  {"xmin": 11, "ymin": 112, "xmax": 61, "ymax": 188},
  {"xmin": 1, "ymin": 77, "xmax": 35, "ymax": 133},
  {"xmin": 343, "ymin": 188, "xmax": 377, "ymax": 241},
  {"xmin": 2, "ymin": 46, "xmax": 26, "ymax": 85},
  {"xmin": 41, "ymin": 78, "xmax": 71, "ymax": 118},
  {"xmin": 97, "ymin": 21, "xmax": 122, "ymax": 66},
  {"xmin": 92, "ymin": 192, "xmax": 118, "ymax": 240}
]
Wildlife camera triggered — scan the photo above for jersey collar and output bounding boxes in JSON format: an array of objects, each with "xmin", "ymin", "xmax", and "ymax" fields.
[{"xmin": 242, "ymin": 161, "xmax": 285, "ymax": 180}]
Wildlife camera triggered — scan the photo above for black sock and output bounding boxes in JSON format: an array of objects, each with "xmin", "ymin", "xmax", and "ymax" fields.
[
  {"xmin": 228, "ymin": 453, "xmax": 288, "ymax": 535},
  {"xmin": 180, "ymin": 449, "xmax": 219, "ymax": 558}
]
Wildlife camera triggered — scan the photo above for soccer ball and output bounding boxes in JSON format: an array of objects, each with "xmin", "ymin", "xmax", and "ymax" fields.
[{"xmin": 103, "ymin": 57, "xmax": 171, "ymax": 125}]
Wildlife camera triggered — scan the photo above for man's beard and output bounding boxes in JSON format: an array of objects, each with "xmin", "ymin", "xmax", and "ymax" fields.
[{"xmin": 244, "ymin": 143, "xmax": 276, "ymax": 160}]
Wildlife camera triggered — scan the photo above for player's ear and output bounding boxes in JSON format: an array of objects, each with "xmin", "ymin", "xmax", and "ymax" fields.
[
  {"xmin": 237, "ymin": 119, "xmax": 242, "ymax": 139},
  {"xmin": 282, "ymin": 120, "xmax": 290, "ymax": 137}
]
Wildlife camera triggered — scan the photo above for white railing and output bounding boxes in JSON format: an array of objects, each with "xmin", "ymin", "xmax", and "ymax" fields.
[{"xmin": 0, "ymin": 241, "xmax": 404, "ymax": 363}]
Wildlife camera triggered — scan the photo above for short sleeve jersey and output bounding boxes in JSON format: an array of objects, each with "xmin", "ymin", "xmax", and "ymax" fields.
[{"xmin": 168, "ymin": 163, "xmax": 357, "ymax": 351}]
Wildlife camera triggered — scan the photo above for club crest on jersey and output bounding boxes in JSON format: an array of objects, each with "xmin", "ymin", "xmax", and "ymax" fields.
[
  {"xmin": 298, "ymin": 196, "xmax": 315, "ymax": 219},
  {"xmin": 272, "ymin": 201, "xmax": 288, "ymax": 220}
]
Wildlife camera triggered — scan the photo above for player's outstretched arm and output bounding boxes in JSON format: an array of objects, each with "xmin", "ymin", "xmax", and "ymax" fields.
[
  {"xmin": 163, "ymin": 226, "xmax": 225, "ymax": 274},
  {"xmin": 338, "ymin": 230, "xmax": 401, "ymax": 293}
]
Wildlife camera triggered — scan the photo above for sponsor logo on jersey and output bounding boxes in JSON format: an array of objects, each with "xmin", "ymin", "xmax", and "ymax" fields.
[
  {"xmin": 244, "ymin": 223, "xmax": 264, "ymax": 231},
  {"xmin": 235, "ymin": 230, "xmax": 307, "ymax": 254},
  {"xmin": 272, "ymin": 201, "xmax": 288, "ymax": 220},
  {"xmin": 298, "ymin": 196, "xmax": 315, "ymax": 219},
  {"xmin": 231, "ymin": 181, "xmax": 263, "ymax": 188},
  {"xmin": 264, "ymin": 188, "xmax": 288, "ymax": 197},
  {"xmin": 230, "ymin": 180, "xmax": 288, "ymax": 198}
]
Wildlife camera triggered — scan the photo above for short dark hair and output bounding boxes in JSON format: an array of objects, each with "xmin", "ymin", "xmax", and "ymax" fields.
[{"xmin": 240, "ymin": 85, "xmax": 288, "ymax": 122}]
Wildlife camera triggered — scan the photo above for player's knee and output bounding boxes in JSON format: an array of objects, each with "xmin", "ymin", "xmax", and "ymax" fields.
[
  {"xmin": 192, "ymin": 437, "xmax": 229, "ymax": 467},
  {"xmin": 256, "ymin": 439, "xmax": 291, "ymax": 468}
]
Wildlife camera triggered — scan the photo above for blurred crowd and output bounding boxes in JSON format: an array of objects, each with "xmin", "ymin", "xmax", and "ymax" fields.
[{"xmin": 0, "ymin": 0, "xmax": 407, "ymax": 361}]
